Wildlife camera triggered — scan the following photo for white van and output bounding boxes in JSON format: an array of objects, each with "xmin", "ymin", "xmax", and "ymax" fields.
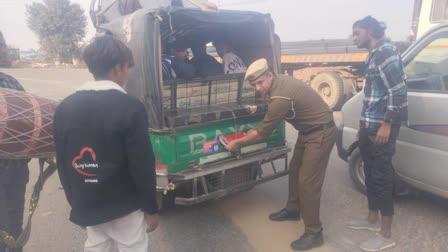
[{"xmin": 337, "ymin": 23, "xmax": 448, "ymax": 199}]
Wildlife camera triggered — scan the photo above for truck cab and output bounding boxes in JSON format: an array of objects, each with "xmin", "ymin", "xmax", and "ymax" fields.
[{"xmin": 90, "ymin": 0, "xmax": 289, "ymax": 207}]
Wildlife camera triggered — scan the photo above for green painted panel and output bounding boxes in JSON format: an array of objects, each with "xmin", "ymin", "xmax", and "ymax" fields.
[{"xmin": 150, "ymin": 118, "xmax": 286, "ymax": 173}]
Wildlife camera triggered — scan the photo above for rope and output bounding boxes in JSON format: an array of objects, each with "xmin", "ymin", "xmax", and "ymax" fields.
[
  {"xmin": 0, "ymin": 158, "xmax": 57, "ymax": 248},
  {"xmin": 163, "ymin": 182, "xmax": 176, "ymax": 195}
]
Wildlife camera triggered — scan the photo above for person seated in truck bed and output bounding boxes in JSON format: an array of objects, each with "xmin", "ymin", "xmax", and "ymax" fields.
[
  {"xmin": 190, "ymin": 43, "xmax": 222, "ymax": 78},
  {"xmin": 162, "ymin": 43, "xmax": 195, "ymax": 82},
  {"xmin": 213, "ymin": 40, "xmax": 247, "ymax": 75}
]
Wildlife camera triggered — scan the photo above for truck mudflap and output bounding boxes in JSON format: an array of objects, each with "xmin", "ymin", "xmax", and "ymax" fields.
[{"xmin": 165, "ymin": 145, "xmax": 290, "ymax": 205}]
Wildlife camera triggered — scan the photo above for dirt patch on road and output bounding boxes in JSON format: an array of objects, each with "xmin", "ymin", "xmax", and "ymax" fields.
[{"xmin": 217, "ymin": 188, "xmax": 340, "ymax": 252}]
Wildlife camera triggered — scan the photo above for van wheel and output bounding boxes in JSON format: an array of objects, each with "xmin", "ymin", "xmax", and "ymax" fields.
[
  {"xmin": 349, "ymin": 147, "xmax": 408, "ymax": 197},
  {"xmin": 348, "ymin": 148, "xmax": 367, "ymax": 194},
  {"xmin": 311, "ymin": 71, "xmax": 345, "ymax": 110}
]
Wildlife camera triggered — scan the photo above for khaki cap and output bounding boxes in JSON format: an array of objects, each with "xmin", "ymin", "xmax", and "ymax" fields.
[{"xmin": 244, "ymin": 58, "xmax": 269, "ymax": 81}]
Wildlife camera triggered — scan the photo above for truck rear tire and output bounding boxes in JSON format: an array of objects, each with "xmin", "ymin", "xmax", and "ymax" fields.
[{"xmin": 311, "ymin": 71, "xmax": 345, "ymax": 110}]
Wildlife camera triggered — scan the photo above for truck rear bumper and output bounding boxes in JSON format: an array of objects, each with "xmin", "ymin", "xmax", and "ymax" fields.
[
  {"xmin": 175, "ymin": 167, "xmax": 288, "ymax": 205},
  {"xmin": 169, "ymin": 145, "xmax": 290, "ymax": 180},
  {"xmin": 163, "ymin": 145, "xmax": 290, "ymax": 205}
]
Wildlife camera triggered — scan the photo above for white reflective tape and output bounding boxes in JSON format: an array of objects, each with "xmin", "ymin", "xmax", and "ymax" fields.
[
  {"xmin": 199, "ymin": 152, "xmax": 232, "ymax": 165},
  {"xmin": 240, "ymin": 143, "xmax": 267, "ymax": 154}
]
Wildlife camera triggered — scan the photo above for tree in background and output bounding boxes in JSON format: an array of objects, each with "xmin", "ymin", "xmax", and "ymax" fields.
[{"xmin": 26, "ymin": 0, "xmax": 87, "ymax": 64}]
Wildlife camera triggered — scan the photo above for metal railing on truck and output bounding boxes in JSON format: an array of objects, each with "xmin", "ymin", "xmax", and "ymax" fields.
[{"xmin": 157, "ymin": 74, "xmax": 290, "ymax": 205}]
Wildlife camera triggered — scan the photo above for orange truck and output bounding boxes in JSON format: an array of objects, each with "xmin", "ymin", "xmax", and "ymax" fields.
[
  {"xmin": 281, "ymin": 0, "xmax": 448, "ymax": 110},
  {"xmin": 280, "ymin": 39, "xmax": 368, "ymax": 110}
]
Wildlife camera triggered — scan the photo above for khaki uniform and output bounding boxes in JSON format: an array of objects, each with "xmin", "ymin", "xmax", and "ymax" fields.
[{"xmin": 256, "ymin": 74, "xmax": 337, "ymax": 234}]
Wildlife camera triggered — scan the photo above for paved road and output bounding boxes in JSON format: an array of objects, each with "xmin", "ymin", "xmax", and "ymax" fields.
[{"xmin": 1, "ymin": 68, "xmax": 448, "ymax": 252}]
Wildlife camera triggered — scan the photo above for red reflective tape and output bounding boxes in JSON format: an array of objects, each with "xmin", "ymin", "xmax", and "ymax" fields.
[
  {"xmin": 223, "ymin": 132, "xmax": 246, "ymax": 142},
  {"xmin": 156, "ymin": 165, "xmax": 168, "ymax": 169}
]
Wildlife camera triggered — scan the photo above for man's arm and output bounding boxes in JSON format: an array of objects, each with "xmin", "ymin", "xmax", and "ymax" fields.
[
  {"xmin": 53, "ymin": 105, "xmax": 73, "ymax": 206},
  {"xmin": 378, "ymin": 47, "xmax": 407, "ymax": 125},
  {"xmin": 126, "ymin": 103, "xmax": 159, "ymax": 215},
  {"xmin": 376, "ymin": 46, "xmax": 407, "ymax": 144},
  {"xmin": 225, "ymin": 128, "xmax": 263, "ymax": 152},
  {"xmin": 225, "ymin": 98, "xmax": 291, "ymax": 151}
]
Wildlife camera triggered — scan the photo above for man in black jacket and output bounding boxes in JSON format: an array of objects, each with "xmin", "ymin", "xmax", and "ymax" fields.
[
  {"xmin": 53, "ymin": 35, "xmax": 159, "ymax": 252},
  {"xmin": 162, "ymin": 43, "xmax": 195, "ymax": 82},
  {"xmin": 0, "ymin": 31, "xmax": 30, "ymax": 252},
  {"xmin": 190, "ymin": 43, "xmax": 222, "ymax": 78}
]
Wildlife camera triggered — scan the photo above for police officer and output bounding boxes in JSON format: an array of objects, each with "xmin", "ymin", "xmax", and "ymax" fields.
[{"xmin": 225, "ymin": 58, "xmax": 337, "ymax": 251}]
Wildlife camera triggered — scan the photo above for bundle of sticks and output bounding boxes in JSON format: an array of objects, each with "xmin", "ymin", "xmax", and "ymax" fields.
[
  {"xmin": 0, "ymin": 88, "xmax": 59, "ymax": 248},
  {"xmin": 0, "ymin": 88, "xmax": 58, "ymax": 159}
]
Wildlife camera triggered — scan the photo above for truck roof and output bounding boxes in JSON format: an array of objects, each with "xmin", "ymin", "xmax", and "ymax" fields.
[{"xmin": 158, "ymin": 7, "xmax": 275, "ymax": 48}]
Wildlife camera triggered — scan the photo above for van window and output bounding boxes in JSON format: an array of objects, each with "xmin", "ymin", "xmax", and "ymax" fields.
[
  {"xmin": 431, "ymin": 0, "xmax": 448, "ymax": 22},
  {"xmin": 406, "ymin": 37, "xmax": 448, "ymax": 92}
]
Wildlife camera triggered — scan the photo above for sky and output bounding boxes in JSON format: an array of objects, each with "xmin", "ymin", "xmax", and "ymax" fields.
[{"xmin": 0, "ymin": 0, "xmax": 415, "ymax": 50}]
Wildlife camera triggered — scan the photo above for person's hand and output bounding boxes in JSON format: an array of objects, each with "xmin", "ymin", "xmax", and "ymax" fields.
[
  {"xmin": 80, "ymin": 226, "xmax": 86, "ymax": 230},
  {"xmin": 375, "ymin": 123, "xmax": 391, "ymax": 145},
  {"xmin": 145, "ymin": 213, "xmax": 159, "ymax": 233},
  {"xmin": 244, "ymin": 105, "xmax": 257, "ymax": 114},
  {"xmin": 356, "ymin": 130, "xmax": 360, "ymax": 140},
  {"xmin": 248, "ymin": 106, "xmax": 257, "ymax": 114},
  {"xmin": 225, "ymin": 140, "xmax": 239, "ymax": 152}
]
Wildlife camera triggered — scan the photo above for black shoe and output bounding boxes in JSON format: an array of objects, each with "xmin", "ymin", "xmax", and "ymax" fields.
[
  {"xmin": 269, "ymin": 208, "xmax": 300, "ymax": 221},
  {"xmin": 290, "ymin": 231, "xmax": 324, "ymax": 251}
]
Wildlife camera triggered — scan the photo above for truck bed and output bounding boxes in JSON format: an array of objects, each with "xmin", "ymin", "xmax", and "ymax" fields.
[
  {"xmin": 281, "ymin": 39, "xmax": 368, "ymax": 65},
  {"xmin": 281, "ymin": 39, "xmax": 365, "ymax": 55}
]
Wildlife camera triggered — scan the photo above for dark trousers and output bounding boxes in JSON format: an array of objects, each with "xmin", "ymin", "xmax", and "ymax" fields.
[
  {"xmin": 358, "ymin": 127, "xmax": 400, "ymax": 217},
  {"xmin": 285, "ymin": 125, "xmax": 337, "ymax": 234},
  {"xmin": 0, "ymin": 161, "xmax": 29, "ymax": 252}
]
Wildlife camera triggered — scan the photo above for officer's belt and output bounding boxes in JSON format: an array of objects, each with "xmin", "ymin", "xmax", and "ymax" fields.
[{"xmin": 301, "ymin": 120, "xmax": 335, "ymax": 136}]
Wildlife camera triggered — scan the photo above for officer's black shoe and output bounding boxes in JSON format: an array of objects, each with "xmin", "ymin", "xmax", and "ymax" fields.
[
  {"xmin": 290, "ymin": 231, "xmax": 324, "ymax": 251},
  {"xmin": 269, "ymin": 208, "xmax": 300, "ymax": 221}
]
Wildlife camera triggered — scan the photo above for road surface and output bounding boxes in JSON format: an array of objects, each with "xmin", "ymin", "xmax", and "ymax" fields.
[{"xmin": 1, "ymin": 67, "xmax": 448, "ymax": 252}]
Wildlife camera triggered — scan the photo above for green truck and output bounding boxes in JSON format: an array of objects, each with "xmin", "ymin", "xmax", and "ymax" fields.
[{"xmin": 90, "ymin": 1, "xmax": 289, "ymax": 207}]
